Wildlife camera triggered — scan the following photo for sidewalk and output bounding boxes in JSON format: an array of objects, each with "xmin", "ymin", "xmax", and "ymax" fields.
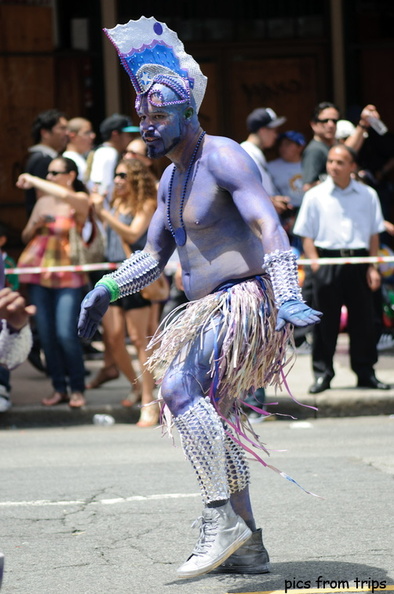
[{"xmin": 1, "ymin": 335, "xmax": 393, "ymax": 429}]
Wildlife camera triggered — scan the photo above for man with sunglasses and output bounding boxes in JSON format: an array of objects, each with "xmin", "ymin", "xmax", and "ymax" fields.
[{"xmin": 302, "ymin": 101, "xmax": 380, "ymax": 192}]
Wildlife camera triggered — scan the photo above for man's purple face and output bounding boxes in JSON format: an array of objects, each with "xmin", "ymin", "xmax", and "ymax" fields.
[{"xmin": 137, "ymin": 85, "xmax": 185, "ymax": 159}]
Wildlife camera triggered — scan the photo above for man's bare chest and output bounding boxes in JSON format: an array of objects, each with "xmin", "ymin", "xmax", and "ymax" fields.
[{"xmin": 166, "ymin": 174, "xmax": 234, "ymax": 233}]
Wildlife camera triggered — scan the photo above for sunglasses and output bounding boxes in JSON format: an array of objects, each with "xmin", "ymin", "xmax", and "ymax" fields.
[
  {"xmin": 316, "ymin": 118, "xmax": 339, "ymax": 124},
  {"xmin": 47, "ymin": 170, "xmax": 67, "ymax": 176},
  {"xmin": 114, "ymin": 172, "xmax": 128, "ymax": 179}
]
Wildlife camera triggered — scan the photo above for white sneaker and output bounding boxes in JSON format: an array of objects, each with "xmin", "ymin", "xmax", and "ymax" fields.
[
  {"xmin": 296, "ymin": 339, "xmax": 312, "ymax": 355},
  {"xmin": 247, "ymin": 411, "xmax": 266, "ymax": 424},
  {"xmin": 0, "ymin": 390, "xmax": 11, "ymax": 413},
  {"xmin": 177, "ymin": 501, "xmax": 252, "ymax": 579},
  {"xmin": 377, "ymin": 333, "xmax": 394, "ymax": 351}
]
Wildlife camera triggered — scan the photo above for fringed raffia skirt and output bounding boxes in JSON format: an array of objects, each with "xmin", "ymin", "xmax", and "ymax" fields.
[
  {"xmin": 146, "ymin": 275, "xmax": 294, "ymax": 415},
  {"xmin": 146, "ymin": 275, "xmax": 321, "ymax": 496}
]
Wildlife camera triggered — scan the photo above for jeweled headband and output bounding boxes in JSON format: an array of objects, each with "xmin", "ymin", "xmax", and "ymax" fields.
[{"xmin": 104, "ymin": 16, "xmax": 207, "ymax": 113}]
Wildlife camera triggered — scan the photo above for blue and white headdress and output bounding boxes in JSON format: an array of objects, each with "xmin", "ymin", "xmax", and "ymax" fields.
[{"xmin": 104, "ymin": 16, "xmax": 207, "ymax": 113}]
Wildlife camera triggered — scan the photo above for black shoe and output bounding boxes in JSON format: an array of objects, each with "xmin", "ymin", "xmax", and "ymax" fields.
[
  {"xmin": 309, "ymin": 375, "xmax": 331, "ymax": 394},
  {"xmin": 211, "ymin": 528, "xmax": 270, "ymax": 574},
  {"xmin": 81, "ymin": 342, "xmax": 103, "ymax": 360},
  {"xmin": 28, "ymin": 347, "xmax": 47, "ymax": 374},
  {"xmin": 357, "ymin": 375, "xmax": 391, "ymax": 390}
]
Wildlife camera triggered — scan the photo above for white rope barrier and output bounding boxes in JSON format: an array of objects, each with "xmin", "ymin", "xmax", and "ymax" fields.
[
  {"xmin": 4, "ymin": 255, "xmax": 394, "ymax": 276},
  {"xmin": 4, "ymin": 262, "xmax": 119, "ymax": 275},
  {"xmin": 299, "ymin": 255, "xmax": 394, "ymax": 266}
]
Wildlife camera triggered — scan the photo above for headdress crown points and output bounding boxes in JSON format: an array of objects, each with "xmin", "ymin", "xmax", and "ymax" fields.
[{"xmin": 104, "ymin": 16, "xmax": 207, "ymax": 113}]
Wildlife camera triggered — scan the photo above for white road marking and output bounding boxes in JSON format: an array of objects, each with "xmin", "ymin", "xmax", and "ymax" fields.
[{"xmin": 0, "ymin": 492, "xmax": 200, "ymax": 508}]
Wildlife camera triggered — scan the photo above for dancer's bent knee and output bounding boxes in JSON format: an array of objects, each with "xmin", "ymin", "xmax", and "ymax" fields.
[{"xmin": 160, "ymin": 369, "xmax": 206, "ymax": 416}]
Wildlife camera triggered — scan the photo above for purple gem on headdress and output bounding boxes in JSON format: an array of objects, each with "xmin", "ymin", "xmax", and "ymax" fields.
[{"xmin": 153, "ymin": 22, "xmax": 163, "ymax": 35}]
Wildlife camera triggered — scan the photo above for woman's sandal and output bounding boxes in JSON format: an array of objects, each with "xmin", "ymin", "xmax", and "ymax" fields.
[
  {"xmin": 42, "ymin": 392, "xmax": 69, "ymax": 406},
  {"xmin": 69, "ymin": 392, "xmax": 86, "ymax": 408},
  {"xmin": 121, "ymin": 384, "xmax": 142, "ymax": 408},
  {"xmin": 136, "ymin": 403, "xmax": 160, "ymax": 428},
  {"xmin": 85, "ymin": 364, "xmax": 119, "ymax": 390}
]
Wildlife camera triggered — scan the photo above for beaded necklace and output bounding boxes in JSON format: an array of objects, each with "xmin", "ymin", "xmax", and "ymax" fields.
[{"xmin": 166, "ymin": 131, "xmax": 206, "ymax": 246}]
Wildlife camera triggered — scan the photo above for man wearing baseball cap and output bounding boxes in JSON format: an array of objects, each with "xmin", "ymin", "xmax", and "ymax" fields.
[
  {"xmin": 240, "ymin": 108, "xmax": 288, "ymax": 422},
  {"xmin": 241, "ymin": 107, "xmax": 290, "ymax": 214}
]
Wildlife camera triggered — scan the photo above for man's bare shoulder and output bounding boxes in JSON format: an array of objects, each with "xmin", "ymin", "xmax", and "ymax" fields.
[
  {"xmin": 204, "ymin": 134, "xmax": 256, "ymax": 177},
  {"xmin": 205, "ymin": 134, "xmax": 244, "ymax": 154}
]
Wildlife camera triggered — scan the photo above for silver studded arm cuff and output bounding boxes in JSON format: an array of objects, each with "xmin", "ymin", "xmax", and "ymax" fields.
[
  {"xmin": 263, "ymin": 249, "xmax": 303, "ymax": 307},
  {"xmin": 97, "ymin": 251, "xmax": 161, "ymax": 301}
]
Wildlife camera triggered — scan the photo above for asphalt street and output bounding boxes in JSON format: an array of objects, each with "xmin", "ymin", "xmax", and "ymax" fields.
[{"xmin": 1, "ymin": 416, "xmax": 393, "ymax": 594}]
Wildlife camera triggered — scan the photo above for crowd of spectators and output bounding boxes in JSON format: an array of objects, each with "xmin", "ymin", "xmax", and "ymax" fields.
[{"xmin": 1, "ymin": 100, "xmax": 393, "ymax": 417}]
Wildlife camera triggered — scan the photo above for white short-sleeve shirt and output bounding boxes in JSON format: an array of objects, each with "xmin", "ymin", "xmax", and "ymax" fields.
[
  {"xmin": 89, "ymin": 144, "xmax": 119, "ymax": 197},
  {"xmin": 293, "ymin": 177, "xmax": 385, "ymax": 249},
  {"xmin": 63, "ymin": 150, "xmax": 87, "ymax": 181},
  {"xmin": 240, "ymin": 141, "xmax": 275, "ymax": 196}
]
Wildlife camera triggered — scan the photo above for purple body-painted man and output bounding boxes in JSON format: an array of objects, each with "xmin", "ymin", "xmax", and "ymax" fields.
[{"xmin": 78, "ymin": 17, "xmax": 321, "ymax": 580}]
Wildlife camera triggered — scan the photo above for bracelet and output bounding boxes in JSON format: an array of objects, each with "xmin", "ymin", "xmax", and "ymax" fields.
[
  {"xmin": 263, "ymin": 249, "xmax": 303, "ymax": 307},
  {"xmin": 358, "ymin": 122, "xmax": 368, "ymax": 130},
  {"xmin": 96, "ymin": 277, "xmax": 120, "ymax": 302},
  {"xmin": 97, "ymin": 251, "xmax": 161, "ymax": 300}
]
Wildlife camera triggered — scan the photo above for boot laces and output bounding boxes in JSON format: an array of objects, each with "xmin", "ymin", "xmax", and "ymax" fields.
[{"xmin": 190, "ymin": 513, "xmax": 219, "ymax": 557}]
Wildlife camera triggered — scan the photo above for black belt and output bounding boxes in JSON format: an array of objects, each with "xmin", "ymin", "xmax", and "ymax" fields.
[{"xmin": 317, "ymin": 248, "xmax": 369, "ymax": 258}]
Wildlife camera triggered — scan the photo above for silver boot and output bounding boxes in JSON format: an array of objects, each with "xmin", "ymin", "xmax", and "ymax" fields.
[
  {"xmin": 213, "ymin": 527, "xmax": 270, "ymax": 574},
  {"xmin": 177, "ymin": 501, "xmax": 252, "ymax": 579}
]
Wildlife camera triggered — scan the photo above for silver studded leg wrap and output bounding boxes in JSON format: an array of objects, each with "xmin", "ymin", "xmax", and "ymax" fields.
[
  {"xmin": 102, "ymin": 251, "xmax": 160, "ymax": 298},
  {"xmin": 263, "ymin": 249, "xmax": 303, "ymax": 307},
  {"xmin": 0, "ymin": 322, "xmax": 33, "ymax": 370},
  {"xmin": 224, "ymin": 428, "xmax": 251, "ymax": 494},
  {"xmin": 174, "ymin": 398, "xmax": 230, "ymax": 504}
]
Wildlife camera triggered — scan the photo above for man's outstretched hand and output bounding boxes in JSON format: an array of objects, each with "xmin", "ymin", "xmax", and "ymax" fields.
[
  {"xmin": 78, "ymin": 285, "xmax": 111, "ymax": 340},
  {"xmin": 276, "ymin": 299, "xmax": 322, "ymax": 331}
]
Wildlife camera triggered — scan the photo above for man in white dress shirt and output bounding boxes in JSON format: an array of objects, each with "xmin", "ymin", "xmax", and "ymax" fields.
[{"xmin": 294, "ymin": 144, "xmax": 390, "ymax": 393}]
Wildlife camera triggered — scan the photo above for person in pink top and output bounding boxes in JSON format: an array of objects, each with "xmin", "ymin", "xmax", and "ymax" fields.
[{"xmin": 17, "ymin": 156, "xmax": 89, "ymax": 408}]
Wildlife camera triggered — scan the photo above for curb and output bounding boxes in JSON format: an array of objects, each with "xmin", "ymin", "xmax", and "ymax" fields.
[
  {"xmin": 2, "ymin": 337, "xmax": 393, "ymax": 429},
  {"xmin": 1, "ymin": 391, "xmax": 393, "ymax": 429},
  {"xmin": 0, "ymin": 403, "xmax": 140, "ymax": 429},
  {"xmin": 272, "ymin": 391, "xmax": 394, "ymax": 419}
]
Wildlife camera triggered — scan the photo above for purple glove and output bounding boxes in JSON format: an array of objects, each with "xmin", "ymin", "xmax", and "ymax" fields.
[
  {"xmin": 276, "ymin": 299, "xmax": 322, "ymax": 331},
  {"xmin": 78, "ymin": 285, "xmax": 111, "ymax": 340}
]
